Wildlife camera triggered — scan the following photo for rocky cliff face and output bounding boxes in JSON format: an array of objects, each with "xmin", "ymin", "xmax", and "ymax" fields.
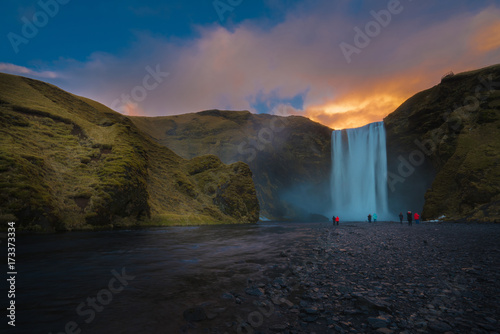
[
  {"xmin": 385, "ymin": 64, "xmax": 500, "ymax": 222},
  {"xmin": 131, "ymin": 110, "xmax": 333, "ymax": 221},
  {"xmin": 0, "ymin": 73, "xmax": 259, "ymax": 231}
]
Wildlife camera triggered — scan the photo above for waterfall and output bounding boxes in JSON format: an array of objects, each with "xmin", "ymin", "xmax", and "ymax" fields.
[{"xmin": 330, "ymin": 122, "xmax": 389, "ymax": 221}]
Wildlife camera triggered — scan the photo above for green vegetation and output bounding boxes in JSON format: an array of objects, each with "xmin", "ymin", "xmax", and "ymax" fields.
[
  {"xmin": 130, "ymin": 110, "xmax": 333, "ymax": 221},
  {"xmin": 385, "ymin": 64, "xmax": 500, "ymax": 222},
  {"xmin": 0, "ymin": 73, "xmax": 259, "ymax": 231}
]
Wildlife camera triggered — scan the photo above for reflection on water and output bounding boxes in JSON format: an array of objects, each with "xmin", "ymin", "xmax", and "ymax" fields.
[{"xmin": 9, "ymin": 222, "xmax": 321, "ymax": 334}]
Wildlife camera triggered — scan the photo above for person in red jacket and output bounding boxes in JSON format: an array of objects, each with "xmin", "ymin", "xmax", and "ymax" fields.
[
  {"xmin": 414, "ymin": 212, "xmax": 420, "ymax": 224},
  {"xmin": 335, "ymin": 216, "xmax": 340, "ymax": 225}
]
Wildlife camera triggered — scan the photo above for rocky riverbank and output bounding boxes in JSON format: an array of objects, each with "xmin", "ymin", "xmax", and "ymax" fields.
[{"xmin": 181, "ymin": 222, "xmax": 500, "ymax": 334}]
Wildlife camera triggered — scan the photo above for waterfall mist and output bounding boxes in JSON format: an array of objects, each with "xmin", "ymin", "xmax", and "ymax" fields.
[{"xmin": 330, "ymin": 122, "xmax": 390, "ymax": 221}]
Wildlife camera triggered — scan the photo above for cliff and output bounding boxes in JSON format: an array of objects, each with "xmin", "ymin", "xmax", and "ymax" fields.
[{"xmin": 385, "ymin": 64, "xmax": 500, "ymax": 222}]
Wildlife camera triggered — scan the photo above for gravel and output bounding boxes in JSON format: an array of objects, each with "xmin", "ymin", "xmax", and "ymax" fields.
[{"xmin": 182, "ymin": 221, "xmax": 500, "ymax": 334}]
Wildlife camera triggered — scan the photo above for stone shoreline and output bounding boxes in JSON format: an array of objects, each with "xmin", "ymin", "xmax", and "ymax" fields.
[{"xmin": 182, "ymin": 222, "xmax": 500, "ymax": 334}]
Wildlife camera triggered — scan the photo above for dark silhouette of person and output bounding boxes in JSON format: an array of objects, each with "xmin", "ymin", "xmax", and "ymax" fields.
[
  {"xmin": 368, "ymin": 214, "xmax": 372, "ymax": 223},
  {"xmin": 407, "ymin": 211, "xmax": 412, "ymax": 226},
  {"xmin": 399, "ymin": 212, "xmax": 404, "ymax": 224},
  {"xmin": 332, "ymin": 215, "xmax": 335, "ymax": 225}
]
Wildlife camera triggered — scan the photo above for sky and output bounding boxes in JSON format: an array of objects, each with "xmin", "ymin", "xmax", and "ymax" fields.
[{"xmin": 1, "ymin": 0, "xmax": 500, "ymax": 129}]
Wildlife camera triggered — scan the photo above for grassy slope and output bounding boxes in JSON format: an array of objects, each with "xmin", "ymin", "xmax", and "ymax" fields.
[
  {"xmin": 385, "ymin": 64, "xmax": 500, "ymax": 221},
  {"xmin": 130, "ymin": 110, "xmax": 333, "ymax": 220},
  {"xmin": 0, "ymin": 74, "xmax": 259, "ymax": 231}
]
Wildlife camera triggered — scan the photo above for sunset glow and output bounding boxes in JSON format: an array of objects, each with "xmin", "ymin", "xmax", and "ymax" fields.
[{"xmin": 305, "ymin": 93, "xmax": 405, "ymax": 129}]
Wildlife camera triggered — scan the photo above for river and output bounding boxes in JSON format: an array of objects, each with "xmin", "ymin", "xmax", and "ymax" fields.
[{"xmin": 7, "ymin": 222, "xmax": 324, "ymax": 334}]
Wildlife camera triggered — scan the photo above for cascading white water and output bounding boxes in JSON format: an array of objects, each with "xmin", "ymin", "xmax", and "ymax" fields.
[{"xmin": 330, "ymin": 121, "xmax": 389, "ymax": 221}]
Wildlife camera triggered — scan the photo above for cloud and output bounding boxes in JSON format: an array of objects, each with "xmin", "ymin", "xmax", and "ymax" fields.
[
  {"xmin": 0, "ymin": 63, "xmax": 59, "ymax": 79},
  {"xmin": 39, "ymin": 1, "xmax": 500, "ymax": 128}
]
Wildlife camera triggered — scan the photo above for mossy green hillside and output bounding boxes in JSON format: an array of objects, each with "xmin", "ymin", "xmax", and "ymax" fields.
[
  {"xmin": 131, "ymin": 109, "xmax": 333, "ymax": 221},
  {"xmin": 385, "ymin": 64, "xmax": 500, "ymax": 222},
  {"xmin": 0, "ymin": 73, "xmax": 259, "ymax": 231}
]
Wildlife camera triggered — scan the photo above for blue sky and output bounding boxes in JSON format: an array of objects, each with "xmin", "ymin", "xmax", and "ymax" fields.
[
  {"xmin": 2, "ymin": 0, "xmax": 294, "ymax": 64},
  {"xmin": 1, "ymin": 0, "xmax": 499, "ymax": 128}
]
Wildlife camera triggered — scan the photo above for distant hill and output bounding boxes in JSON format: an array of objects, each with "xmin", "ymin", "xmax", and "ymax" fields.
[
  {"xmin": 0, "ymin": 73, "xmax": 259, "ymax": 231},
  {"xmin": 385, "ymin": 64, "xmax": 500, "ymax": 222},
  {"xmin": 130, "ymin": 110, "xmax": 333, "ymax": 221}
]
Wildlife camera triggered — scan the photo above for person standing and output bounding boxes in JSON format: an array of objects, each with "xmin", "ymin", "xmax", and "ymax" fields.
[
  {"xmin": 332, "ymin": 215, "xmax": 335, "ymax": 225},
  {"xmin": 407, "ymin": 211, "xmax": 412, "ymax": 226},
  {"xmin": 368, "ymin": 214, "xmax": 372, "ymax": 223},
  {"xmin": 373, "ymin": 213, "xmax": 377, "ymax": 222},
  {"xmin": 399, "ymin": 212, "xmax": 403, "ymax": 224},
  {"xmin": 414, "ymin": 212, "xmax": 420, "ymax": 224},
  {"xmin": 335, "ymin": 216, "xmax": 340, "ymax": 225}
]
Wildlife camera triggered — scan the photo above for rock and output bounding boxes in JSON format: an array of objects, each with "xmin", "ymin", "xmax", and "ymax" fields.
[
  {"xmin": 353, "ymin": 293, "xmax": 392, "ymax": 313},
  {"xmin": 303, "ymin": 307, "xmax": 320, "ymax": 315},
  {"xmin": 428, "ymin": 321, "xmax": 452, "ymax": 332},
  {"xmin": 245, "ymin": 287, "xmax": 264, "ymax": 297},
  {"xmin": 485, "ymin": 317, "xmax": 497, "ymax": 324},
  {"xmin": 303, "ymin": 315, "xmax": 318, "ymax": 322},
  {"xmin": 376, "ymin": 328, "xmax": 394, "ymax": 334},
  {"xmin": 478, "ymin": 322, "xmax": 497, "ymax": 331},
  {"xmin": 183, "ymin": 307, "xmax": 207, "ymax": 322},
  {"xmin": 273, "ymin": 277, "xmax": 286, "ymax": 287},
  {"xmin": 368, "ymin": 316, "xmax": 391, "ymax": 329},
  {"xmin": 221, "ymin": 292, "xmax": 235, "ymax": 300},
  {"xmin": 269, "ymin": 323, "xmax": 289, "ymax": 332},
  {"xmin": 415, "ymin": 320, "xmax": 428, "ymax": 329}
]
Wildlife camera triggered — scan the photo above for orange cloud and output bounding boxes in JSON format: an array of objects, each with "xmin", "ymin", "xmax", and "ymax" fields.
[
  {"xmin": 123, "ymin": 102, "xmax": 146, "ymax": 117},
  {"xmin": 306, "ymin": 94, "xmax": 404, "ymax": 130},
  {"xmin": 302, "ymin": 7, "xmax": 500, "ymax": 129},
  {"xmin": 304, "ymin": 69, "xmax": 437, "ymax": 129},
  {"xmin": 472, "ymin": 21, "xmax": 500, "ymax": 53}
]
